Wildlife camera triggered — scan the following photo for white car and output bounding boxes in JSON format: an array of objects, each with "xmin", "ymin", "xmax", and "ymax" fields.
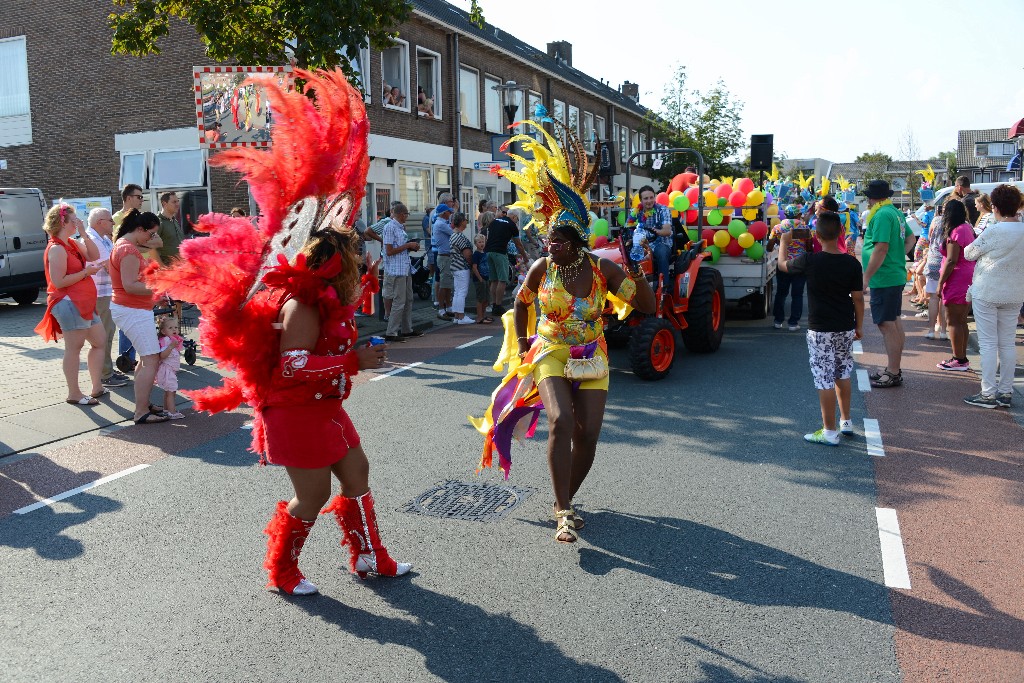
[{"xmin": 913, "ymin": 180, "xmax": 1024, "ymax": 230}]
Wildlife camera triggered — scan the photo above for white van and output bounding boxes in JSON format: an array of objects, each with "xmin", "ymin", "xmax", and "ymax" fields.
[
  {"xmin": 0, "ymin": 188, "xmax": 48, "ymax": 305},
  {"xmin": 910, "ymin": 180, "xmax": 1024, "ymax": 231}
]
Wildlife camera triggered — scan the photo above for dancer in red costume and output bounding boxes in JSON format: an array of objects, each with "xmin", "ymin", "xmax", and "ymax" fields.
[{"xmin": 150, "ymin": 69, "xmax": 411, "ymax": 596}]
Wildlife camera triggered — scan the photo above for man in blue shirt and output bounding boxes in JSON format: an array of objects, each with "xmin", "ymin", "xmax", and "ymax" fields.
[{"xmin": 432, "ymin": 203, "xmax": 455, "ymax": 318}]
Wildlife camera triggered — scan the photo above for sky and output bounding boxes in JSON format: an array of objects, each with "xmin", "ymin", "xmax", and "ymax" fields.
[{"xmin": 456, "ymin": 0, "xmax": 1024, "ymax": 164}]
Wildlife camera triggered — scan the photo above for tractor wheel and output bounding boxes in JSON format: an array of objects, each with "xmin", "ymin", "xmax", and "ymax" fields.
[
  {"xmin": 681, "ymin": 268, "xmax": 725, "ymax": 353},
  {"xmin": 749, "ymin": 277, "xmax": 773, "ymax": 320},
  {"xmin": 629, "ymin": 317, "xmax": 676, "ymax": 381},
  {"xmin": 11, "ymin": 288, "xmax": 39, "ymax": 306}
]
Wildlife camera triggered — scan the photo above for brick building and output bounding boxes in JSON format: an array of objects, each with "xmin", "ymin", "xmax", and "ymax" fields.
[{"xmin": 1, "ymin": 0, "xmax": 657, "ymax": 233}]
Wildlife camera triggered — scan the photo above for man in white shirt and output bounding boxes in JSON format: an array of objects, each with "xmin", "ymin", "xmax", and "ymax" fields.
[
  {"xmin": 85, "ymin": 208, "xmax": 130, "ymax": 387},
  {"xmin": 381, "ymin": 203, "xmax": 424, "ymax": 342}
]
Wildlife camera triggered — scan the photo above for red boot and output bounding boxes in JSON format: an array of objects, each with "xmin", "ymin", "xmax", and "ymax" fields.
[
  {"xmin": 263, "ymin": 501, "xmax": 318, "ymax": 595},
  {"xmin": 322, "ymin": 490, "xmax": 412, "ymax": 579}
]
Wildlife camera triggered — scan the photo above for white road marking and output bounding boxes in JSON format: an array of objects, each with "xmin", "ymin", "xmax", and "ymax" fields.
[
  {"xmin": 13, "ymin": 464, "xmax": 150, "ymax": 515},
  {"xmin": 456, "ymin": 335, "xmax": 493, "ymax": 350},
  {"xmin": 864, "ymin": 418, "xmax": 885, "ymax": 457},
  {"xmin": 370, "ymin": 361, "xmax": 424, "ymax": 381},
  {"xmin": 852, "ymin": 340, "xmax": 864, "ymax": 355},
  {"xmin": 875, "ymin": 507, "xmax": 912, "ymax": 589},
  {"xmin": 857, "ymin": 369, "xmax": 872, "ymax": 392}
]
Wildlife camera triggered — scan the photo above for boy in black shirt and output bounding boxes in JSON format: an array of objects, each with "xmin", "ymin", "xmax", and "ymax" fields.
[{"xmin": 779, "ymin": 211, "xmax": 864, "ymax": 446}]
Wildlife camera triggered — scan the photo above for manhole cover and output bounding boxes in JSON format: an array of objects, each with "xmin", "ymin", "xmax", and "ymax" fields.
[{"xmin": 402, "ymin": 479, "xmax": 534, "ymax": 522}]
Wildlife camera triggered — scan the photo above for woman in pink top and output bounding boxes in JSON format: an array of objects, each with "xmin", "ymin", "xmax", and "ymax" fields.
[
  {"xmin": 110, "ymin": 210, "xmax": 167, "ymax": 424},
  {"xmin": 936, "ymin": 199, "xmax": 976, "ymax": 371}
]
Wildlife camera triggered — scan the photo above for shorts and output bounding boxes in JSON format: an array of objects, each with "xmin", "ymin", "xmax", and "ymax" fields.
[
  {"xmin": 486, "ymin": 252, "xmax": 510, "ymax": 283},
  {"xmin": 924, "ymin": 277, "xmax": 939, "ymax": 294},
  {"xmin": 869, "ymin": 285, "xmax": 903, "ymax": 324},
  {"xmin": 427, "ymin": 249, "xmax": 437, "ymax": 267},
  {"xmin": 533, "ymin": 345, "xmax": 610, "ymax": 391},
  {"xmin": 110, "ymin": 303, "xmax": 159, "ymax": 356},
  {"xmin": 261, "ymin": 402, "xmax": 360, "ymax": 468},
  {"xmin": 474, "ymin": 280, "xmax": 489, "ymax": 302},
  {"xmin": 437, "ymin": 254, "xmax": 453, "ymax": 288},
  {"xmin": 51, "ymin": 297, "xmax": 100, "ymax": 332},
  {"xmin": 806, "ymin": 329, "xmax": 856, "ymax": 390},
  {"xmin": 913, "ymin": 236, "xmax": 928, "ymax": 263}
]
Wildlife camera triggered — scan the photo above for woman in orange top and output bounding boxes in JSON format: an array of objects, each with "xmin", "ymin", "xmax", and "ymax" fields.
[
  {"xmin": 109, "ymin": 210, "xmax": 167, "ymax": 424},
  {"xmin": 35, "ymin": 203, "xmax": 105, "ymax": 405}
]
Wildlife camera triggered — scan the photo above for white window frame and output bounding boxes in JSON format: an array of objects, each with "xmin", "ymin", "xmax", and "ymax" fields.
[
  {"xmin": 119, "ymin": 153, "xmax": 149, "ymax": 189},
  {"xmin": 340, "ymin": 43, "xmax": 371, "ymax": 103},
  {"xmin": 581, "ymin": 112, "xmax": 594, "ymax": 154},
  {"xmin": 484, "ymin": 74, "xmax": 502, "ymax": 134},
  {"xmin": 567, "ymin": 105, "xmax": 580, "ymax": 136},
  {"xmin": 459, "ymin": 65, "xmax": 480, "ymax": 129},
  {"xmin": 595, "ymin": 115, "xmax": 606, "ymax": 143},
  {"xmin": 619, "ymin": 126, "xmax": 628, "ymax": 162},
  {"xmin": 639, "ymin": 133, "xmax": 646, "ymax": 155},
  {"xmin": 0, "ymin": 36, "xmax": 32, "ymax": 146},
  {"xmin": 381, "ymin": 38, "xmax": 411, "ymax": 112},
  {"xmin": 397, "ymin": 164, "xmax": 434, "ymax": 216},
  {"xmin": 528, "ymin": 91, "xmax": 543, "ymax": 140},
  {"xmin": 631, "ymin": 130, "xmax": 639, "ymax": 162},
  {"xmin": 150, "ymin": 148, "xmax": 207, "ymax": 189},
  {"xmin": 416, "ymin": 47, "xmax": 442, "ymax": 120}
]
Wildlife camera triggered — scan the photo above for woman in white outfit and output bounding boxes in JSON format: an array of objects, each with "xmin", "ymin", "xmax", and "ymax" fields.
[
  {"xmin": 962, "ymin": 184, "xmax": 1024, "ymax": 409},
  {"xmin": 448, "ymin": 212, "xmax": 475, "ymax": 324}
]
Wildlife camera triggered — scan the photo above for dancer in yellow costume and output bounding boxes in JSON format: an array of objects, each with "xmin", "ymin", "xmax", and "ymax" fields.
[{"xmin": 471, "ymin": 120, "xmax": 656, "ymax": 543}]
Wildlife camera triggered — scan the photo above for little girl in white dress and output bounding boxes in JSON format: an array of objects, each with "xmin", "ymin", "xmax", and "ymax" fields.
[{"xmin": 155, "ymin": 316, "xmax": 185, "ymax": 419}]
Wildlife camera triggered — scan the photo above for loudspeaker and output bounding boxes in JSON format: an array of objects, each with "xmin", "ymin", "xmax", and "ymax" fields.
[
  {"xmin": 598, "ymin": 140, "xmax": 617, "ymax": 177},
  {"xmin": 750, "ymin": 134, "xmax": 773, "ymax": 171}
]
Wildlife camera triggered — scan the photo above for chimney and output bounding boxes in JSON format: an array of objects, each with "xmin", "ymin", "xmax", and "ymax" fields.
[
  {"xmin": 621, "ymin": 81, "xmax": 639, "ymax": 103},
  {"xmin": 546, "ymin": 40, "xmax": 572, "ymax": 66}
]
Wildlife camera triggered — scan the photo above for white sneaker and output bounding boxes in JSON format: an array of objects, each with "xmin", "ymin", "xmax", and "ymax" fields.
[
  {"xmin": 938, "ymin": 331, "xmax": 949, "ymax": 340},
  {"xmin": 925, "ymin": 331, "xmax": 937, "ymax": 340},
  {"xmin": 788, "ymin": 323, "xmax": 800, "ymax": 331},
  {"xmin": 914, "ymin": 311, "xmax": 929, "ymax": 318},
  {"xmin": 165, "ymin": 411, "xmax": 185, "ymax": 420},
  {"xmin": 455, "ymin": 316, "xmax": 476, "ymax": 325},
  {"xmin": 774, "ymin": 322, "xmax": 784, "ymax": 329},
  {"xmin": 839, "ymin": 419, "xmax": 854, "ymax": 435}
]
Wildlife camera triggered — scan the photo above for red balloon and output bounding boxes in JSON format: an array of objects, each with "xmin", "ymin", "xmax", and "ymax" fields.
[
  {"xmin": 685, "ymin": 209, "xmax": 699, "ymax": 223},
  {"xmin": 668, "ymin": 174, "xmax": 688, "ymax": 192},
  {"xmin": 593, "ymin": 235, "xmax": 609, "ymax": 248},
  {"xmin": 714, "ymin": 183, "xmax": 733, "ymax": 198},
  {"xmin": 748, "ymin": 220, "xmax": 769, "ymax": 240},
  {"xmin": 701, "ymin": 228, "xmax": 716, "ymax": 242},
  {"xmin": 725, "ymin": 238, "xmax": 744, "ymax": 257},
  {"xmin": 684, "ymin": 186, "xmax": 700, "ymax": 203},
  {"xmin": 656, "ymin": 192, "xmax": 670, "ymax": 206},
  {"xmin": 728, "ymin": 190, "xmax": 748, "ymax": 207},
  {"xmin": 681, "ymin": 172, "xmax": 699, "ymax": 186},
  {"xmin": 735, "ymin": 178, "xmax": 755, "ymax": 194}
]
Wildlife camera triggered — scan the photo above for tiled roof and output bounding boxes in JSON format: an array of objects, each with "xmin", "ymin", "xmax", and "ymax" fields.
[
  {"xmin": 958, "ymin": 128, "xmax": 1012, "ymax": 168},
  {"xmin": 411, "ymin": 0, "xmax": 648, "ymax": 118},
  {"xmin": 829, "ymin": 159, "xmax": 949, "ymax": 182}
]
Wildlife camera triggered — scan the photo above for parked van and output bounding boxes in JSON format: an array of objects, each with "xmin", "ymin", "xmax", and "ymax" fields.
[
  {"xmin": 0, "ymin": 188, "xmax": 48, "ymax": 305},
  {"xmin": 911, "ymin": 180, "xmax": 1024, "ymax": 231}
]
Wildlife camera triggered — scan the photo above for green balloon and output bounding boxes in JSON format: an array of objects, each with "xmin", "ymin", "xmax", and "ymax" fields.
[
  {"xmin": 727, "ymin": 219, "xmax": 746, "ymax": 238},
  {"xmin": 672, "ymin": 195, "xmax": 690, "ymax": 211},
  {"xmin": 704, "ymin": 244, "xmax": 721, "ymax": 264},
  {"xmin": 686, "ymin": 228, "xmax": 699, "ymax": 243},
  {"xmin": 593, "ymin": 218, "xmax": 609, "ymax": 237},
  {"xmin": 745, "ymin": 242, "xmax": 765, "ymax": 260},
  {"xmin": 707, "ymin": 209, "xmax": 723, "ymax": 226},
  {"xmin": 717, "ymin": 197, "xmax": 728, "ymax": 207}
]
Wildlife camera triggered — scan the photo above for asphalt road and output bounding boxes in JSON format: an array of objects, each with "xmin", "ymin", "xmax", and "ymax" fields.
[{"xmin": 0, "ymin": 314, "xmax": 908, "ymax": 682}]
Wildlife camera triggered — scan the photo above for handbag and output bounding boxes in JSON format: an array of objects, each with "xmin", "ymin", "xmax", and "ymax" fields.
[{"xmin": 564, "ymin": 355, "xmax": 608, "ymax": 381}]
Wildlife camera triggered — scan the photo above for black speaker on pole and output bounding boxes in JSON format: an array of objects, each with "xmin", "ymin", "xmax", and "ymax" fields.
[{"xmin": 750, "ymin": 134, "xmax": 774, "ymax": 171}]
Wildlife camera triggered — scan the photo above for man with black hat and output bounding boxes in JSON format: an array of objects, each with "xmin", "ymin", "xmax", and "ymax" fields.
[{"xmin": 861, "ymin": 179, "xmax": 908, "ymax": 388}]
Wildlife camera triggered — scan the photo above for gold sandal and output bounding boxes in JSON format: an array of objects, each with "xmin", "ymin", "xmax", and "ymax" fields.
[
  {"xmin": 554, "ymin": 509, "xmax": 579, "ymax": 544},
  {"xmin": 552, "ymin": 504, "xmax": 584, "ymax": 530}
]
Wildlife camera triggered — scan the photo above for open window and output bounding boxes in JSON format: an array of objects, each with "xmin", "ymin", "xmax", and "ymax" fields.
[
  {"xmin": 381, "ymin": 39, "xmax": 410, "ymax": 111},
  {"xmin": 459, "ymin": 66, "xmax": 480, "ymax": 128},
  {"xmin": 416, "ymin": 48, "xmax": 441, "ymax": 119},
  {"xmin": 484, "ymin": 74, "xmax": 502, "ymax": 133}
]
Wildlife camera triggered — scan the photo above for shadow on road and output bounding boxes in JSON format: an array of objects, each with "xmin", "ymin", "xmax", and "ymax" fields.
[{"xmin": 0, "ymin": 488, "xmax": 122, "ymax": 560}]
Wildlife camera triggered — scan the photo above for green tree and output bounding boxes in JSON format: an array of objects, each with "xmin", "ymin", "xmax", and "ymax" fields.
[
  {"xmin": 855, "ymin": 151, "xmax": 893, "ymax": 183},
  {"xmin": 647, "ymin": 65, "xmax": 745, "ymax": 182},
  {"xmin": 109, "ymin": 0, "xmax": 483, "ymax": 81},
  {"xmin": 935, "ymin": 150, "xmax": 957, "ymax": 181}
]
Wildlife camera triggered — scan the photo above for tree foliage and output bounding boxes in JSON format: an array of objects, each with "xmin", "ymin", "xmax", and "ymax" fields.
[
  {"xmin": 855, "ymin": 151, "xmax": 893, "ymax": 183},
  {"xmin": 935, "ymin": 150, "xmax": 957, "ymax": 180},
  {"xmin": 647, "ymin": 65, "xmax": 745, "ymax": 182},
  {"xmin": 109, "ymin": 0, "xmax": 415, "ymax": 82}
]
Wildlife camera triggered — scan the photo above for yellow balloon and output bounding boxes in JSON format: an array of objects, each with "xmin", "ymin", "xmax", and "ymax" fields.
[
  {"xmin": 709, "ymin": 179, "xmax": 720, "ymax": 188},
  {"xmin": 702, "ymin": 190, "xmax": 718, "ymax": 207},
  {"xmin": 770, "ymin": 217, "xmax": 781, "ymax": 227},
  {"xmin": 668, "ymin": 190, "xmax": 683, "ymax": 201},
  {"xmin": 632, "ymin": 194, "xmax": 640, "ymax": 208},
  {"xmin": 737, "ymin": 232, "xmax": 755, "ymax": 249},
  {"xmin": 767, "ymin": 204, "xmax": 779, "ymax": 216},
  {"xmin": 742, "ymin": 208, "xmax": 758, "ymax": 220},
  {"xmin": 615, "ymin": 191, "xmax": 626, "ymax": 207},
  {"xmin": 713, "ymin": 229, "xmax": 731, "ymax": 248},
  {"xmin": 746, "ymin": 190, "xmax": 765, "ymax": 206}
]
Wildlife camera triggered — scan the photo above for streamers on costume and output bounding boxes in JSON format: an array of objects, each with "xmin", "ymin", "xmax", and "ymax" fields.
[
  {"xmin": 470, "ymin": 120, "xmax": 637, "ymax": 478},
  {"xmin": 148, "ymin": 69, "xmax": 405, "ymax": 594}
]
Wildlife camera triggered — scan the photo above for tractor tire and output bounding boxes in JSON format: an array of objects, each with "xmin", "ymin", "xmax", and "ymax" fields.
[
  {"xmin": 629, "ymin": 317, "xmax": 676, "ymax": 381},
  {"xmin": 11, "ymin": 288, "xmax": 39, "ymax": 306},
  {"xmin": 681, "ymin": 268, "xmax": 725, "ymax": 353},
  {"xmin": 749, "ymin": 277, "xmax": 773, "ymax": 320}
]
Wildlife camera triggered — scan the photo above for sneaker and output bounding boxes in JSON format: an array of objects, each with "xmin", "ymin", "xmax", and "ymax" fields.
[
  {"xmin": 938, "ymin": 331, "xmax": 949, "ymax": 341},
  {"xmin": 839, "ymin": 419, "xmax": 854, "ymax": 435},
  {"xmin": 455, "ymin": 316, "xmax": 476, "ymax": 325},
  {"xmin": 963, "ymin": 393, "xmax": 999, "ymax": 409},
  {"xmin": 937, "ymin": 358, "xmax": 970, "ymax": 371},
  {"xmin": 773, "ymin": 322, "xmax": 784, "ymax": 329},
  {"xmin": 996, "ymin": 393, "xmax": 1013, "ymax": 408},
  {"xmin": 402, "ymin": 330, "xmax": 424, "ymax": 338},
  {"xmin": 924, "ymin": 331, "xmax": 937, "ymax": 340},
  {"xmin": 914, "ymin": 311, "xmax": 929, "ymax": 318},
  {"xmin": 788, "ymin": 323, "xmax": 800, "ymax": 332},
  {"xmin": 165, "ymin": 411, "xmax": 186, "ymax": 420},
  {"xmin": 101, "ymin": 373, "xmax": 130, "ymax": 387},
  {"xmin": 804, "ymin": 429, "xmax": 840, "ymax": 446}
]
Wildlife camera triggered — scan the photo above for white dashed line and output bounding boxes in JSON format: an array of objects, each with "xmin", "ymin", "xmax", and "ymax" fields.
[
  {"xmin": 857, "ymin": 369, "xmax": 872, "ymax": 392},
  {"xmin": 13, "ymin": 464, "xmax": 150, "ymax": 514},
  {"xmin": 456, "ymin": 335, "xmax": 493, "ymax": 350},
  {"xmin": 852, "ymin": 340, "xmax": 864, "ymax": 355},
  {"xmin": 864, "ymin": 418, "xmax": 885, "ymax": 457},
  {"xmin": 370, "ymin": 361, "xmax": 424, "ymax": 381},
  {"xmin": 875, "ymin": 507, "xmax": 912, "ymax": 589}
]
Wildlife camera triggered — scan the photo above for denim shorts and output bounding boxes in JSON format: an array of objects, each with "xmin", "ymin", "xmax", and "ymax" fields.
[{"xmin": 51, "ymin": 297, "xmax": 100, "ymax": 331}]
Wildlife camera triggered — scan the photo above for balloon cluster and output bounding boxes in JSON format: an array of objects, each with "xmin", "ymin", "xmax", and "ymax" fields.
[{"xmin": 699, "ymin": 220, "xmax": 769, "ymax": 263}]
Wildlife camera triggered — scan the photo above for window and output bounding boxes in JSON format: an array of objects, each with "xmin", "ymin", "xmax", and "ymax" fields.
[
  {"xmin": 528, "ymin": 91, "xmax": 543, "ymax": 140},
  {"xmin": 974, "ymin": 170, "xmax": 992, "ymax": 183},
  {"xmin": 595, "ymin": 115, "xmax": 606, "ymax": 142},
  {"xmin": 612, "ymin": 122, "xmax": 620, "ymax": 154},
  {"xmin": 639, "ymin": 133, "xmax": 646, "ymax": 154},
  {"xmin": 416, "ymin": 48, "xmax": 441, "ymax": 119},
  {"xmin": 552, "ymin": 99, "xmax": 566, "ymax": 127},
  {"xmin": 459, "ymin": 66, "xmax": 480, "ymax": 128},
  {"xmin": 340, "ymin": 43, "xmax": 370, "ymax": 102},
  {"xmin": 120, "ymin": 153, "xmax": 147, "ymax": 189},
  {"xmin": 977, "ymin": 141, "xmax": 1015, "ymax": 157},
  {"xmin": 0, "ymin": 36, "xmax": 32, "ymax": 146},
  {"xmin": 582, "ymin": 112, "xmax": 594, "ymax": 154},
  {"xmin": 151, "ymin": 149, "xmax": 205, "ymax": 188},
  {"xmin": 381, "ymin": 40, "xmax": 410, "ymax": 111},
  {"xmin": 619, "ymin": 126, "xmax": 628, "ymax": 162},
  {"xmin": 567, "ymin": 105, "xmax": 579, "ymax": 135},
  {"xmin": 398, "ymin": 165, "xmax": 433, "ymax": 215},
  {"xmin": 631, "ymin": 130, "xmax": 639, "ymax": 162},
  {"xmin": 484, "ymin": 75, "xmax": 502, "ymax": 133}
]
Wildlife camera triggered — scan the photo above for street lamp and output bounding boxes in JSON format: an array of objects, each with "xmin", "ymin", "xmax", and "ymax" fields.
[{"xmin": 492, "ymin": 80, "xmax": 530, "ymax": 172}]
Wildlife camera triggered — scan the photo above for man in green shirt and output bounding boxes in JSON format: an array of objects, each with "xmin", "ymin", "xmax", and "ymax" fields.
[
  {"xmin": 156, "ymin": 191, "xmax": 185, "ymax": 265},
  {"xmin": 861, "ymin": 180, "xmax": 907, "ymax": 388}
]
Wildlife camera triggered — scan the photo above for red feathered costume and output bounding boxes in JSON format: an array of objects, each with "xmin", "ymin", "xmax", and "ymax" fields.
[{"xmin": 149, "ymin": 69, "xmax": 406, "ymax": 595}]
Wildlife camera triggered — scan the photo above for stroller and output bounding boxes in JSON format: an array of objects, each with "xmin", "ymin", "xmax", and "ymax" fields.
[
  {"xmin": 410, "ymin": 254, "xmax": 433, "ymax": 301},
  {"xmin": 115, "ymin": 297, "xmax": 200, "ymax": 371}
]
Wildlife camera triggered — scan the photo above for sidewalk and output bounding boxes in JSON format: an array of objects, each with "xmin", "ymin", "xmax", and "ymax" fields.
[{"xmin": 0, "ymin": 286, "xmax": 481, "ymax": 458}]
